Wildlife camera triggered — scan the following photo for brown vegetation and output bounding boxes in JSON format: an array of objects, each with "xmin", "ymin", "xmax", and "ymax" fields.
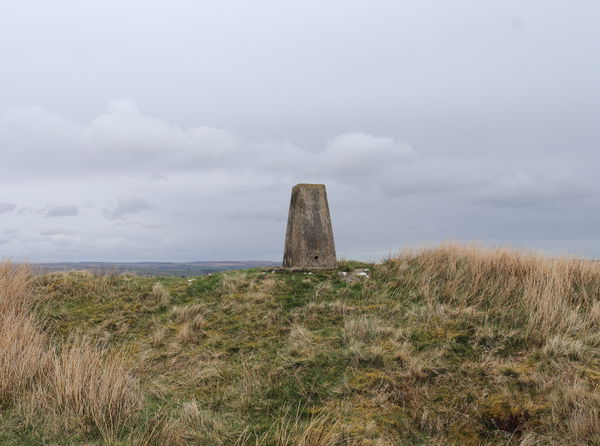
[
  {"xmin": 0, "ymin": 262, "xmax": 142, "ymax": 444},
  {"xmin": 381, "ymin": 243, "xmax": 600, "ymax": 337},
  {"xmin": 1, "ymin": 243, "xmax": 599, "ymax": 444}
]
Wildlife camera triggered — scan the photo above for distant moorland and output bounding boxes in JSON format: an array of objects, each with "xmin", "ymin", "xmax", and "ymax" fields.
[{"xmin": 32, "ymin": 260, "xmax": 279, "ymax": 277}]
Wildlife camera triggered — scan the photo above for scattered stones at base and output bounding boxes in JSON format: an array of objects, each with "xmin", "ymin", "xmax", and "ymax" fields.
[
  {"xmin": 262, "ymin": 267, "xmax": 370, "ymax": 281},
  {"xmin": 264, "ymin": 267, "xmax": 324, "ymax": 274},
  {"xmin": 338, "ymin": 268, "xmax": 371, "ymax": 283}
]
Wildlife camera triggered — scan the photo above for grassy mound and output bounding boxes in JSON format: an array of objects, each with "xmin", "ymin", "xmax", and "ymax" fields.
[{"xmin": 0, "ymin": 243, "xmax": 599, "ymax": 445}]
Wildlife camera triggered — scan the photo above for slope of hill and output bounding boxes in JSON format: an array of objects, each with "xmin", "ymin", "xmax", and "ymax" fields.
[{"xmin": 1, "ymin": 243, "xmax": 599, "ymax": 445}]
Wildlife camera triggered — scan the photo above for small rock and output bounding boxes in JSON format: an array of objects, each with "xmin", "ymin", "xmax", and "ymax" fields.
[{"xmin": 338, "ymin": 268, "xmax": 370, "ymax": 283}]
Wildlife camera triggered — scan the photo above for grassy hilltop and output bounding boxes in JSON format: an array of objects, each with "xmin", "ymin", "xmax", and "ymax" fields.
[{"xmin": 1, "ymin": 243, "xmax": 599, "ymax": 445}]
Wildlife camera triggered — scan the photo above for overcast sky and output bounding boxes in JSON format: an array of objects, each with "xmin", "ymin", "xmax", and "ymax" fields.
[{"xmin": 1, "ymin": 1, "xmax": 599, "ymax": 262}]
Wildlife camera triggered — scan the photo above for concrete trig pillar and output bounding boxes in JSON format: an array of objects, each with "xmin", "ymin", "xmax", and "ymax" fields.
[{"xmin": 283, "ymin": 184, "xmax": 337, "ymax": 269}]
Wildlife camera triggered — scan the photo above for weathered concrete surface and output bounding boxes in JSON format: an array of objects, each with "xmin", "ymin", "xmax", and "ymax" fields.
[{"xmin": 283, "ymin": 184, "xmax": 337, "ymax": 269}]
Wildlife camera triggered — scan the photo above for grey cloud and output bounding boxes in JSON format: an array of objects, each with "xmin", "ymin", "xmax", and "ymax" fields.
[
  {"xmin": 7, "ymin": 101, "xmax": 589, "ymax": 210},
  {"xmin": 0, "ymin": 100, "xmax": 596, "ymax": 262},
  {"xmin": 17, "ymin": 207, "xmax": 33, "ymax": 215},
  {"xmin": 0, "ymin": 1, "xmax": 599, "ymax": 261},
  {"xmin": 315, "ymin": 133, "xmax": 415, "ymax": 182},
  {"xmin": 0, "ymin": 229, "xmax": 18, "ymax": 245},
  {"xmin": 40, "ymin": 229, "xmax": 77, "ymax": 236},
  {"xmin": 0, "ymin": 101, "xmax": 291, "ymax": 176},
  {"xmin": 472, "ymin": 173, "xmax": 591, "ymax": 209},
  {"xmin": 113, "ymin": 221, "xmax": 165, "ymax": 229},
  {"xmin": 379, "ymin": 165, "xmax": 482, "ymax": 198},
  {"xmin": 45, "ymin": 205, "xmax": 79, "ymax": 217},
  {"xmin": 0, "ymin": 101, "xmax": 420, "ymax": 194},
  {"xmin": 147, "ymin": 172, "xmax": 169, "ymax": 182},
  {"xmin": 222, "ymin": 204, "xmax": 284, "ymax": 222},
  {"xmin": 0, "ymin": 202, "xmax": 17, "ymax": 214},
  {"xmin": 106, "ymin": 197, "xmax": 152, "ymax": 220}
]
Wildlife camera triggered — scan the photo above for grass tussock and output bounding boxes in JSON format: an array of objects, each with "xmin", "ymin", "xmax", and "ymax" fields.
[
  {"xmin": 0, "ymin": 261, "xmax": 31, "ymax": 313},
  {"xmin": 0, "ymin": 263, "xmax": 144, "ymax": 444},
  {"xmin": 344, "ymin": 315, "xmax": 390, "ymax": 342},
  {"xmin": 0, "ymin": 262, "xmax": 48, "ymax": 407},
  {"xmin": 1, "ymin": 243, "xmax": 599, "ymax": 445},
  {"xmin": 151, "ymin": 282, "xmax": 171, "ymax": 305},
  {"xmin": 381, "ymin": 242, "xmax": 600, "ymax": 339},
  {"xmin": 0, "ymin": 309, "xmax": 49, "ymax": 407},
  {"xmin": 220, "ymin": 271, "xmax": 249, "ymax": 295},
  {"xmin": 44, "ymin": 340, "xmax": 143, "ymax": 439},
  {"xmin": 287, "ymin": 325, "xmax": 315, "ymax": 356},
  {"xmin": 548, "ymin": 378, "xmax": 600, "ymax": 442},
  {"xmin": 257, "ymin": 409, "xmax": 341, "ymax": 446}
]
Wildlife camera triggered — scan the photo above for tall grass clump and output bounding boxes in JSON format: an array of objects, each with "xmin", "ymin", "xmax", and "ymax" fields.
[
  {"xmin": 0, "ymin": 262, "xmax": 144, "ymax": 443},
  {"xmin": 379, "ymin": 243, "xmax": 600, "ymax": 339},
  {"xmin": 45, "ymin": 340, "xmax": 143, "ymax": 440},
  {"xmin": 0, "ymin": 263, "xmax": 48, "ymax": 406},
  {"xmin": 0, "ymin": 261, "xmax": 31, "ymax": 313},
  {"xmin": 239, "ymin": 408, "xmax": 341, "ymax": 446},
  {"xmin": 0, "ymin": 312, "xmax": 48, "ymax": 407},
  {"xmin": 220, "ymin": 271, "xmax": 249, "ymax": 295}
]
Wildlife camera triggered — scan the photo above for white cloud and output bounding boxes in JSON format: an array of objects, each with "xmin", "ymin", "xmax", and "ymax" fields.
[{"xmin": 316, "ymin": 132, "xmax": 415, "ymax": 181}]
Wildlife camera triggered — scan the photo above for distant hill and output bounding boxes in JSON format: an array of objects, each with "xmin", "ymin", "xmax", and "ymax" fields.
[{"xmin": 31, "ymin": 260, "xmax": 279, "ymax": 276}]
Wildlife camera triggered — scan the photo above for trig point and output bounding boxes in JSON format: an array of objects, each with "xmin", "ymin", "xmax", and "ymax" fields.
[{"xmin": 283, "ymin": 183, "xmax": 337, "ymax": 269}]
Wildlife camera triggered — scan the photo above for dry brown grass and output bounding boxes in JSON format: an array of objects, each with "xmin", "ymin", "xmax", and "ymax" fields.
[
  {"xmin": 220, "ymin": 271, "xmax": 249, "ymax": 295},
  {"xmin": 546, "ymin": 377, "xmax": 600, "ymax": 442},
  {"xmin": 44, "ymin": 340, "xmax": 143, "ymax": 440},
  {"xmin": 0, "ymin": 313, "xmax": 48, "ymax": 407},
  {"xmin": 0, "ymin": 262, "xmax": 144, "ymax": 443},
  {"xmin": 135, "ymin": 402, "xmax": 343, "ymax": 446},
  {"xmin": 235, "ymin": 408, "xmax": 341, "ymax": 446},
  {"xmin": 381, "ymin": 242, "xmax": 600, "ymax": 339},
  {"xmin": 0, "ymin": 261, "xmax": 31, "ymax": 313},
  {"xmin": 287, "ymin": 325, "xmax": 314, "ymax": 356},
  {"xmin": 150, "ymin": 282, "xmax": 171, "ymax": 305},
  {"xmin": 171, "ymin": 303, "xmax": 205, "ymax": 344},
  {"xmin": 542, "ymin": 335, "xmax": 595, "ymax": 360},
  {"xmin": 344, "ymin": 315, "xmax": 390, "ymax": 342},
  {"xmin": 150, "ymin": 327, "xmax": 168, "ymax": 348},
  {"xmin": 0, "ymin": 262, "xmax": 48, "ymax": 407},
  {"xmin": 170, "ymin": 303, "xmax": 204, "ymax": 322},
  {"xmin": 224, "ymin": 359, "xmax": 271, "ymax": 413},
  {"xmin": 136, "ymin": 406, "xmax": 181, "ymax": 446},
  {"xmin": 305, "ymin": 300, "xmax": 355, "ymax": 315},
  {"xmin": 266, "ymin": 410, "xmax": 341, "ymax": 446},
  {"xmin": 36, "ymin": 270, "xmax": 122, "ymax": 299}
]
